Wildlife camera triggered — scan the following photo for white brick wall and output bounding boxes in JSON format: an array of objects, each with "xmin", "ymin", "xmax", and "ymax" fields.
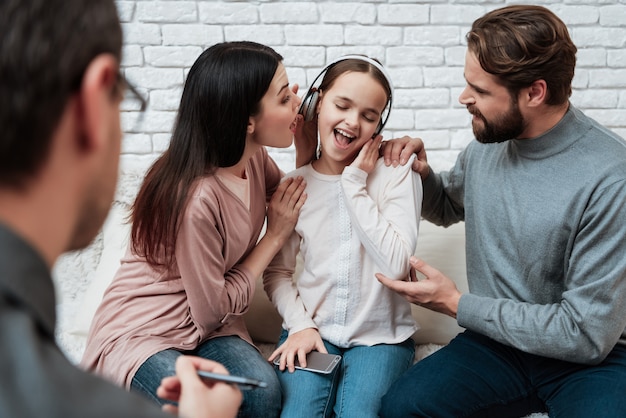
[
  {"xmin": 115, "ymin": 0, "xmax": 626, "ymax": 179},
  {"xmin": 52, "ymin": 1, "xmax": 626, "ymax": 319}
]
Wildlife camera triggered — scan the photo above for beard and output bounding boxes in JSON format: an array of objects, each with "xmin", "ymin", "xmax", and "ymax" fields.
[{"xmin": 468, "ymin": 99, "xmax": 525, "ymax": 144}]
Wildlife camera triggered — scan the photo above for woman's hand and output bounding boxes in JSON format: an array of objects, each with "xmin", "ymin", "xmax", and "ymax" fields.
[
  {"xmin": 268, "ymin": 328, "xmax": 326, "ymax": 373},
  {"xmin": 294, "ymin": 105, "xmax": 319, "ymax": 168},
  {"xmin": 157, "ymin": 356, "xmax": 242, "ymax": 418},
  {"xmin": 265, "ymin": 176, "xmax": 307, "ymax": 244},
  {"xmin": 351, "ymin": 135, "xmax": 383, "ymax": 174}
]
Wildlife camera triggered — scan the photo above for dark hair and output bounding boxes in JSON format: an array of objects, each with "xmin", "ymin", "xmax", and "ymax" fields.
[
  {"xmin": 131, "ymin": 41, "xmax": 283, "ymax": 270},
  {"xmin": 466, "ymin": 5, "xmax": 577, "ymax": 106},
  {"xmin": 0, "ymin": 0, "xmax": 122, "ymax": 188},
  {"xmin": 319, "ymin": 57, "xmax": 392, "ymax": 107}
]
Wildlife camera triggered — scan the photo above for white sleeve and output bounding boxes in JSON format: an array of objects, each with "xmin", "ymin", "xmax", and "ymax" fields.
[{"xmin": 341, "ymin": 156, "xmax": 422, "ymax": 279}]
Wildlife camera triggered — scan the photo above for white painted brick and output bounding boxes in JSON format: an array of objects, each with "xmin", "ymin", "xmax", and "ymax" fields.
[
  {"xmin": 431, "ymin": 5, "xmax": 486, "ymax": 25},
  {"xmin": 620, "ymin": 91, "xmax": 626, "ymax": 108},
  {"xmin": 136, "ymin": 2, "xmax": 197, "ymax": 23},
  {"xmin": 144, "ymin": 46, "xmax": 204, "ymax": 67},
  {"xmin": 415, "ymin": 108, "xmax": 469, "ymax": 130},
  {"xmin": 572, "ymin": 69, "xmax": 589, "ymax": 89},
  {"xmin": 387, "ymin": 47, "xmax": 444, "ymax": 66},
  {"xmin": 153, "ymin": 133, "xmax": 172, "ymax": 153},
  {"xmin": 162, "ymin": 24, "xmax": 223, "ymax": 46},
  {"xmin": 328, "ymin": 47, "xmax": 387, "ymax": 62},
  {"xmin": 423, "ymin": 66, "xmax": 465, "ymax": 88},
  {"xmin": 123, "ymin": 110, "xmax": 177, "ymax": 134},
  {"xmin": 394, "ymin": 88, "xmax": 450, "ymax": 109},
  {"xmin": 450, "ymin": 128, "xmax": 474, "ymax": 150},
  {"xmin": 125, "ymin": 67, "xmax": 185, "ymax": 90},
  {"xmin": 405, "ymin": 26, "xmax": 460, "ymax": 46},
  {"xmin": 345, "ymin": 26, "xmax": 402, "ymax": 46},
  {"xmin": 260, "ymin": 3, "xmax": 319, "ymax": 24},
  {"xmin": 412, "ymin": 129, "xmax": 451, "ymax": 149},
  {"xmin": 122, "ymin": 23, "xmax": 161, "ymax": 45},
  {"xmin": 378, "ymin": 4, "xmax": 429, "ymax": 25},
  {"xmin": 150, "ymin": 88, "xmax": 184, "ymax": 111},
  {"xmin": 571, "ymin": 89, "xmax": 619, "ymax": 108},
  {"xmin": 577, "ymin": 48, "xmax": 607, "ymax": 67},
  {"xmin": 388, "ymin": 67, "xmax": 424, "ymax": 88},
  {"xmin": 573, "ymin": 27, "xmax": 626, "ymax": 48},
  {"xmin": 387, "ymin": 109, "xmax": 416, "ymax": 130},
  {"xmin": 286, "ymin": 25, "xmax": 344, "ymax": 46},
  {"xmin": 551, "ymin": 5, "xmax": 599, "ymax": 25},
  {"xmin": 199, "ymin": 2, "xmax": 259, "ymax": 24},
  {"xmin": 427, "ymin": 150, "xmax": 462, "ymax": 173},
  {"xmin": 122, "ymin": 133, "xmax": 152, "ymax": 154},
  {"xmin": 122, "ymin": 45, "xmax": 144, "ymax": 67},
  {"xmin": 599, "ymin": 5, "xmax": 626, "ymax": 27},
  {"xmin": 116, "ymin": 1, "xmax": 135, "ymax": 23},
  {"xmin": 588, "ymin": 69, "xmax": 626, "ymax": 88},
  {"xmin": 586, "ymin": 109, "xmax": 626, "ymax": 129},
  {"xmin": 445, "ymin": 46, "xmax": 467, "ymax": 66},
  {"xmin": 320, "ymin": 3, "xmax": 377, "ymax": 24},
  {"xmin": 608, "ymin": 49, "xmax": 626, "ymax": 67},
  {"xmin": 277, "ymin": 47, "xmax": 326, "ymax": 67},
  {"xmin": 224, "ymin": 25, "xmax": 284, "ymax": 45}
]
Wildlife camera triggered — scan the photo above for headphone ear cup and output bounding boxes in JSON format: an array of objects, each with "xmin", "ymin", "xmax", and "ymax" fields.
[{"xmin": 300, "ymin": 90, "xmax": 319, "ymax": 122}]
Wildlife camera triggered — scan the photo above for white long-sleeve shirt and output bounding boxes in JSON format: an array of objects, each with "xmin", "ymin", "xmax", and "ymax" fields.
[{"xmin": 264, "ymin": 156, "xmax": 422, "ymax": 347}]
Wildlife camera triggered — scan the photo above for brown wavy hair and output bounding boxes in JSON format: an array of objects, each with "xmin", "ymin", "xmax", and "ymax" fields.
[{"xmin": 466, "ymin": 5, "xmax": 577, "ymax": 106}]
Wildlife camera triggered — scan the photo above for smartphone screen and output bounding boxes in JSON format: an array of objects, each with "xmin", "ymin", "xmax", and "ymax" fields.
[{"xmin": 273, "ymin": 351, "xmax": 342, "ymax": 374}]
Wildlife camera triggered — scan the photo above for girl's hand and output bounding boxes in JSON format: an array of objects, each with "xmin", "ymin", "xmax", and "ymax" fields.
[
  {"xmin": 265, "ymin": 176, "xmax": 307, "ymax": 244},
  {"xmin": 157, "ymin": 356, "xmax": 242, "ymax": 418},
  {"xmin": 351, "ymin": 135, "xmax": 383, "ymax": 174},
  {"xmin": 268, "ymin": 328, "xmax": 326, "ymax": 373}
]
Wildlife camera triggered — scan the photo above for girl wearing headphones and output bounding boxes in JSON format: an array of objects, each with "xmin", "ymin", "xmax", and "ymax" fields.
[
  {"xmin": 81, "ymin": 41, "xmax": 307, "ymax": 418},
  {"xmin": 264, "ymin": 57, "xmax": 422, "ymax": 417}
]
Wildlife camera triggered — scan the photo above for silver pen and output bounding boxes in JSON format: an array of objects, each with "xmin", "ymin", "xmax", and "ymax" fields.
[{"xmin": 197, "ymin": 371, "xmax": 267, "ymax": 390}]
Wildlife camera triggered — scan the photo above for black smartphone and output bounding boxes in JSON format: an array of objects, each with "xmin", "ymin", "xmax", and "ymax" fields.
[{"xmin": 273, "ymin": 351, "xmax": 342, "ymax": 374}]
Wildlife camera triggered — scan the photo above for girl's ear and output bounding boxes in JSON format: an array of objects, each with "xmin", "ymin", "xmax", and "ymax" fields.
[{"xmin": 316, "ymin": 90, "xmax": 324, "ymax": 115}]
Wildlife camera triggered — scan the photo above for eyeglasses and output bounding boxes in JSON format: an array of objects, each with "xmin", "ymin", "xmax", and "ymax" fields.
[
  {"xmin": 116, "ymin": 71, "xmax": 148, "ymax": 130},
  {"xmin": 117, "ymin": 72, "xmax": 148, "ymax": 112}
]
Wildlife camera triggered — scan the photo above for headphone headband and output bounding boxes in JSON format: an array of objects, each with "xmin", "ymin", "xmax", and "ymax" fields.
[{"xmin": 298, "ymin": 55, "xmax": 394, "ymax": 135}]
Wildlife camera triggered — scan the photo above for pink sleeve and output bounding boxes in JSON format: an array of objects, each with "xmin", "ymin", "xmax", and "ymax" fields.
[{"xmin": 175, "ymin": 194, "xmax": 256, "ymax": 336}]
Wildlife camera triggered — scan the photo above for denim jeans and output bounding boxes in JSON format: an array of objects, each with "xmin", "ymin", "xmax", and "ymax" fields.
[
  {"xmin": 380, "ymin": 330, "xmax": 626, "ymax": 418},
  {"xmin": 275, "ymin": 329, "xmax": 415, "ymax": 418},
  {"xmin": 131, "ymin": 335, "xmax": 281, "ymax": 418}
]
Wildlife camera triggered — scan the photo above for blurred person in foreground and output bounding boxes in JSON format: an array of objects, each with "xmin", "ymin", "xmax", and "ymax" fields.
[
  {"xmin": 378, "ymin": 5, "xmax": 626, "ymax": 417},
  {"xmin": 0, "ymin": 0, "xmax": 241, "ymax": 416}
]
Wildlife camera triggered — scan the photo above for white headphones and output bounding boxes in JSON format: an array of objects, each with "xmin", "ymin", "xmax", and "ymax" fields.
[{"xmin": 298, "ymin": 55, "xmax": 394, "ymax": 136}]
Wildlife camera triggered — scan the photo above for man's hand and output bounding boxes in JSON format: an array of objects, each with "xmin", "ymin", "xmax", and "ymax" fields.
[
  {"xmin": 380, "ymin": 136, "xmax": 430, "ymax": 179},
  {"xmin": 376, "ymin": 256, "xmax": 461, "ymax": 318},
  {"xmin": 157, "ymin": 356, "xmax": 242, "ymax": 418}
]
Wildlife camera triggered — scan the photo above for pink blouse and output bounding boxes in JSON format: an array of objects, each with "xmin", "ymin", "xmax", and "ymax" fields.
[{"xmin": 81, "ymin": 148, "xmax": 281, "ymax": 388}]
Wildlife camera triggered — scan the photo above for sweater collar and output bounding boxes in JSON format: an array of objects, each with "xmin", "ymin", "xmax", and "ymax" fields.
[{"xmin": 509, "ymin": 104, "xmax": 588, "ymax": 159}]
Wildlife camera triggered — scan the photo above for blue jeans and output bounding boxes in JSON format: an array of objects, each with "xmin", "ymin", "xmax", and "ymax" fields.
[
  {"xmin": 275, "ymin": 329, "xmax": 415, "ymax": 418},
  {"xmin": 131, "ymin": 336, "xmax": 281, "ymax": 418},
  {"xmin": 380, "ymin": 330, "xmax": 626, "ymax": 418}
]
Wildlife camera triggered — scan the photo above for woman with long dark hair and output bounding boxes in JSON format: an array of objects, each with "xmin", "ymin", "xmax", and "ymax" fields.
[{"xmin": 82, "ymin": 41, "xmax": 306, "ymax": 417}]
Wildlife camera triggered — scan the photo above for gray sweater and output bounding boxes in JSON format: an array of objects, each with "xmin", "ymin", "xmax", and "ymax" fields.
[{"xmin": 422, "ymin": 105, "xmax": 626, "ymax": 365}]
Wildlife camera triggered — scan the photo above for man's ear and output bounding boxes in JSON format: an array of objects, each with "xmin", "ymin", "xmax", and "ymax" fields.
[
  {"xmin": 76, "ymin": 54, "xmax": 119, "ymax": 153},
  {"xmin": 523, "ymin": 80, "xmax": 548, "ymax": 108}
]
